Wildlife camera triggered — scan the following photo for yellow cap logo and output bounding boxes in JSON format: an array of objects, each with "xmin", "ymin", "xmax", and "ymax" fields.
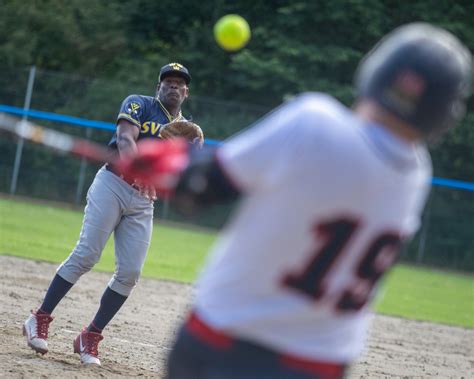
[{"xmin": 169, "ymin": 63, "xmax": 183, "ymax": 71}]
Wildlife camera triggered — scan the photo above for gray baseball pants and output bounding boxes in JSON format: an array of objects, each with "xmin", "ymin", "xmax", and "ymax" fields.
[{"xmin": 57, "ymin": 166, "xmax": 154, "ymax": 296}]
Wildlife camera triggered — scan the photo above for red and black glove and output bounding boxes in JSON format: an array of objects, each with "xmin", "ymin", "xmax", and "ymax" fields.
[{"xmin": 116, "ymin": 138, "xmax": 189, "ymax": 198}]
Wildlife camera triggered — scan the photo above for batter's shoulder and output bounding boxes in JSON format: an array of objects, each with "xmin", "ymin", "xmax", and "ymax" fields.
[
  {"xmin": 289, "ymin": 92, "xmax": 353, "ymax": 137},
  {"xmin": 294, "ymin": 92, "xmax": 348, "ymax": 117}
]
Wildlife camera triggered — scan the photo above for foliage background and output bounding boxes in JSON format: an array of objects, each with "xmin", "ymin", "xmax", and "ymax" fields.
[{"xmin": 0, "ymin": 1, "xmax": 472, "ymax": 162}]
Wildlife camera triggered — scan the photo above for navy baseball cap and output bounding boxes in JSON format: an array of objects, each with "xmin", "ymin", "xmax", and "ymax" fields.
[{"xmin": 159, "ymin": 62, "xmax": 191, "ymax": 84}]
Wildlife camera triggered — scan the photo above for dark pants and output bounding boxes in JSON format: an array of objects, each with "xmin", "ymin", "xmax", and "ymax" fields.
[{"xmin": 166, "ymin": 312, "xmax": 346, "ymax": 379}]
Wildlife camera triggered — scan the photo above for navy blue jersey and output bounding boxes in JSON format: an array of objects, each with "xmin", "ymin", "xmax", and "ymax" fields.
[{"xmin": 108, "ymin": 94, "xmax": 186, "ymax": 149}]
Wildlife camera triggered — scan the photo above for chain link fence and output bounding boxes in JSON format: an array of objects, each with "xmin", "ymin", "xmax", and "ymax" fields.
[{"xmin": 1, "ymin": 66, "xmax": 473, "ymax": 271}]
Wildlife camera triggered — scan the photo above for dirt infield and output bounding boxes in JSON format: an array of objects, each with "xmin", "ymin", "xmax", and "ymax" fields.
[{"xmin": 0, "ymin": 256, "xmax": 472, "ymax": 378}]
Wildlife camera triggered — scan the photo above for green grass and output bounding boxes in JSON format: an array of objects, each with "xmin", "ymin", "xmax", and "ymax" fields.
[
  {"xmin": 0, "ymin": 197, "xmax": 213, "ymax": 282},
  {"xmin": 1, "ymin": 196, "xmax": 473, "ymax": 328},
  {"xmin": 375, "ymin": 264, "xmax": 474, "ymax": 328}
]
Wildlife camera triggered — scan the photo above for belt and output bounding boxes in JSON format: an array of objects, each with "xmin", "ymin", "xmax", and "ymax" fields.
[
  {"xmin": 185, "ymin": 311, "xmax": 346, "ymax": 378},
  {"xmin": 105, "ymin": 163, "xmax": 140, "ymax": 190}
]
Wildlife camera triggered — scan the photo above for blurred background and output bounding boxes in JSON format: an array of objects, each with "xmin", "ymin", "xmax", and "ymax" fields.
[{"xmin": 0, "ymin": 0, "xmax": 472, "ymax": 271}]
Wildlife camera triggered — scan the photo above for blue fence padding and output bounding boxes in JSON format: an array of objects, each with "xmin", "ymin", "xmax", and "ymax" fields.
[
  {"xmin": 431, "ymin": 177, "xmax": 474, "ymax": 191},
  {"xmin": 1, "ymin": 104, "xmax": 472, "ymax": 191},
  {"xmin": 0, "ymin": 104, "xmax": 222, "ymax": 145},
  {"xmin": 0, "ymin": 104, "xmax": 116, "ymax": 131}
]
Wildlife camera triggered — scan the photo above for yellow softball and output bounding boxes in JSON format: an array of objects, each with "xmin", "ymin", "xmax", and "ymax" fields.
[{"xmin": 214, "ymin": 14, "xmax": 251, "ymax": 52}]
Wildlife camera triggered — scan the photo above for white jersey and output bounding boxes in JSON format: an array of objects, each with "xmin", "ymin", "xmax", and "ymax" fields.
[{"xmin": 194, "ymin": 93, "xmax": 432, "ymax": 363}]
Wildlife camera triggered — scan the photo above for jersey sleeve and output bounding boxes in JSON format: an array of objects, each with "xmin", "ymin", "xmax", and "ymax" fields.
[
  {"xmin": 116, "ymin": 95, "xmax": 147, "ymax": 128},
  {"xmin": 217, "ymin": 93, "xmax": 326, "ymax": 193}
]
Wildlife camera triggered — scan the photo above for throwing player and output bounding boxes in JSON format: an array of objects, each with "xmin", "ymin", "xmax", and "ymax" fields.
[
  {"xmin": 120, "ymin": 24, "xmax": 472, "ymax": 378},
  {"xmin": 23, "ymin": 63, "xmax": 198, "ymax": 365}
]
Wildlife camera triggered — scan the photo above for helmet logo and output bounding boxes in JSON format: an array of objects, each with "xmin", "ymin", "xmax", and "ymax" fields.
[
  {"xmin": 385, "ymin": 70, "xmax": 426, "ymax": 115},
  {"xmin": 394, "ymin": 71, "xmax": 426, "ymax": 97}
]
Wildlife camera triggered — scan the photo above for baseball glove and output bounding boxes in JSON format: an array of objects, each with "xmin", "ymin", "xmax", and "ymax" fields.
[{"xmin": 159, "ymin": 120, "xmax": 204, "ymax": 148}]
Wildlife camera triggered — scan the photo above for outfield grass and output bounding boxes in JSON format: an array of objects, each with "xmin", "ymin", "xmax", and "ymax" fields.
[
  {"xmin": 376, "ymin": 265, "xmax": 473, "ymax": 328},
  {"xmin": 1, "ymin": 197, "xmax": 472, "ymax": 328},
  {"xmin": 0, "ymin": 197, "xmax": 213, "ymax": 282}
]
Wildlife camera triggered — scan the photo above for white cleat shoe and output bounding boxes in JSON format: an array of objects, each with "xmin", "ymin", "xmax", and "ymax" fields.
[
  {"xmin": 23, "ymin": 310, "xmax": 54, "ymax": 355},
  {"xmin": 73, "ymin": 328, "xmax": 104, "ymax": 365}
]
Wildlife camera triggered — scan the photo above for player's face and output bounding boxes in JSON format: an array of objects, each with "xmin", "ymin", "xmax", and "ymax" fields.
[{"xmin": 157, "ymin": 76, "xmax": 189, "ymax": 109}]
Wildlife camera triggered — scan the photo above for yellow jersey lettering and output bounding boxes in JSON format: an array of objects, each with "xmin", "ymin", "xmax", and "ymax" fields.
[
  {"xmin": 151, "ymin": 122, "xmax": 160, "ymax": 135},
  {"xmin": 140, "ymin": 121, "xmax": 163, "ymax": 135},
  {"xmin": 141, "ymin": 122, "xmax": 150, "ymax": 134}
]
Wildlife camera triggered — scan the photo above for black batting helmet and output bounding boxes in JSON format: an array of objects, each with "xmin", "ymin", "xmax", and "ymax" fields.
[{"xmin": 355, "ymin": 23, "xmax": 472, "ymax": 138}]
